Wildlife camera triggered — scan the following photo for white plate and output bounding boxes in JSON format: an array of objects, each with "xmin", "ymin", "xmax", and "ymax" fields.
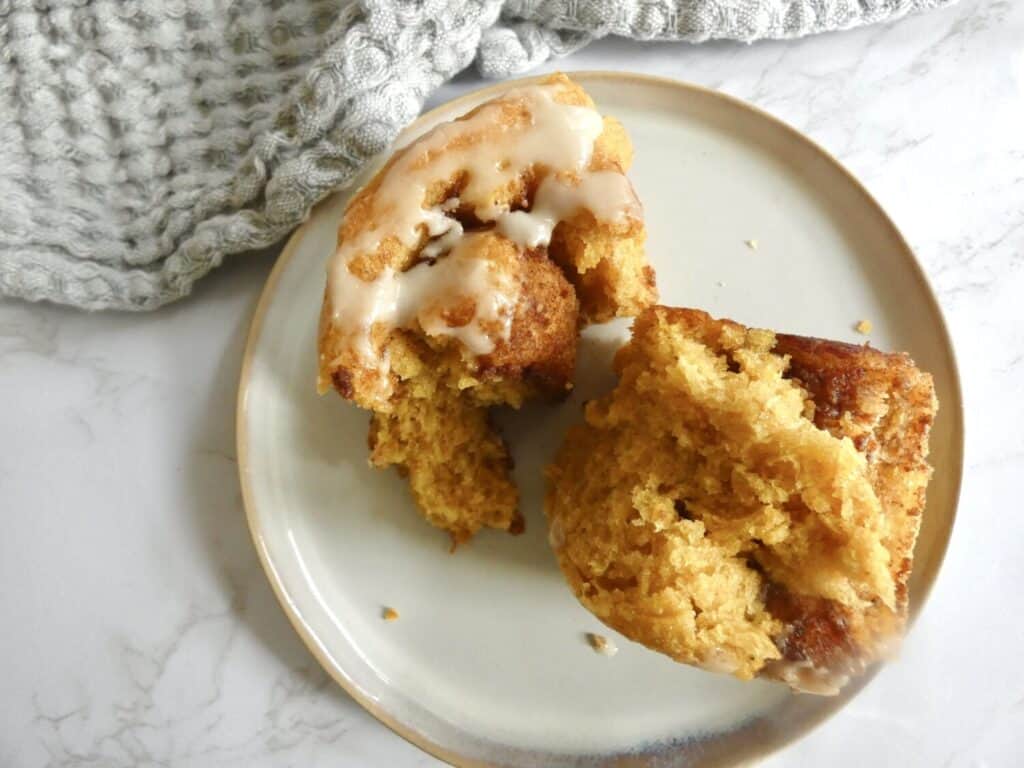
[{"xmin": 237, "ymin": 73, "xmax": 963, "ymax": 766}]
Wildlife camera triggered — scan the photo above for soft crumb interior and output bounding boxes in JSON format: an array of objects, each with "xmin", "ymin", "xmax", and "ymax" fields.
[
  {"xmin": 546, "ymin": 306, "xmax": 899, "ymax": 681},
  {"xmin": 369, "ymin": 366, "xmax": 522, "ymax": 546}
]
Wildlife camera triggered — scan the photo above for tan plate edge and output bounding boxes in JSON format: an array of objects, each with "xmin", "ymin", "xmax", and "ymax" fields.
[{"xmin": 235, "ymin": 71, "xmax": 965, "ymax": 768}]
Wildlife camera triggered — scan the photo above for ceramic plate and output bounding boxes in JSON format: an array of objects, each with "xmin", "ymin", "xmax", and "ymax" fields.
[{"xmin": 237, "ymin": 72, "xmax": 963, "ymax": 766}]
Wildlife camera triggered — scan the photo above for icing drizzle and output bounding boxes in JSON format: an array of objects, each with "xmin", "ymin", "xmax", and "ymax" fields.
[{"xmin": 326, "ymin": 82, "xmax": 641, "ymax": 392}]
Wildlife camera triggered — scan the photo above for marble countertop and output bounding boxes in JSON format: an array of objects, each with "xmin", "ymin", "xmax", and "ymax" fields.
[{"xmin": 2, "ymin": 0, "xmax": 1022, "ymax": 765}]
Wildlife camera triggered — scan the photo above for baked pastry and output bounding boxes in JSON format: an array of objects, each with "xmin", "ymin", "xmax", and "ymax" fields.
[
  {"xmin": 546, "ymin": 306, "xmax": 936, "ymax": 693},
  {"xmin": 318, "ymin": 74, "xmax": 656, "ymax": 545}
]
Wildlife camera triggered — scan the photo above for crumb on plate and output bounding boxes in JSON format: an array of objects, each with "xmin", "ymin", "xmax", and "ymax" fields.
[
  {"xmin": 744, "ymin": 239, "xmax": 758, "ymax": 251},
  {"xmin": 382, "ymin": 607, "xmax": 399, "ymax": 622},
  {"xmin": 855, "ymin": 319, "xmax": 873, "ymax": 334},
  {"xmin": 587, "ymin": 632, "xmax": 618, "ymax": 656}
]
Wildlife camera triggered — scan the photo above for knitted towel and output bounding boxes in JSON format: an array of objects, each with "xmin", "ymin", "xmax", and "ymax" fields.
[{"xmin": 0, "ymin": 0, "xmax": 956, "ymax": 310}]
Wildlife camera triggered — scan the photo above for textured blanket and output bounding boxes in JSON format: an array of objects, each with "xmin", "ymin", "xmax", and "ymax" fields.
[{"xmin": 0, "ymin": 0, "xmax": 955, "ymax": 310}]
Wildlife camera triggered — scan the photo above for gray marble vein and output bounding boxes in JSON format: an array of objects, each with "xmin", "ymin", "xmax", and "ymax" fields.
[{"xmin": 2, "ymin": 0, "xmax": 1023, "ymax": 765}]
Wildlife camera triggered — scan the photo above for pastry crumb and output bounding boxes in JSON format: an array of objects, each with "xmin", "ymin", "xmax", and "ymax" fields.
[
  {"xmin": 744, "ymin": 239, "xmax": 758, "ymax": 251},
  {"xmin": 382, "ymin": 607, "xmax": 399, "ymax": 622},
  {"xmin": 716, "ymin": 280, "xmax": 726, "ymax": 288},
  {"xmin": 855, "ymin": 319, "xmax": 873, "ymax": 334},
  {"xmin": 587, "ymin": 633, "xmax": 618, "ymax": 656}
]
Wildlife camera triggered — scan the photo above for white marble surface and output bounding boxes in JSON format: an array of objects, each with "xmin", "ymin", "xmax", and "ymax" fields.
[{"xmin": 1, "ymin": 0, "xmax": 1021, "ymax": 764}]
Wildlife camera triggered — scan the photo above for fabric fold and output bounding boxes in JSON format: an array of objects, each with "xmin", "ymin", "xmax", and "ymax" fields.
[{"xmin": 0, "ymin": 0, "xmax": 956, "ymax": 310}]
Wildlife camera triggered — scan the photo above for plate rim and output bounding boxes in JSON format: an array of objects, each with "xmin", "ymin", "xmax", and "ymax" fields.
[{"xmin": 235, "ymin": 70, "xmax": 965, "ymax": 767}]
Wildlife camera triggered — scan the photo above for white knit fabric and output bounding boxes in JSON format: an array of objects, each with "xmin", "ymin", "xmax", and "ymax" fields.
[{"xmin": 0, "ymin": 0, "xmax": 956, "ymax": 310}]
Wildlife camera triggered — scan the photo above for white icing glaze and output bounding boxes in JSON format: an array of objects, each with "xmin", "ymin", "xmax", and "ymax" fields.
[
  {"xmin": 330, "ymin": 83, "xmax": 602, "ymax": 279},
  {"xmin": 700, "ymin": 647, "xmax": 741, "ymax": 675},
  {"xmin": 496, "ymin": 171, "xmax": 640, "ymax": 249},
  {"xmin": 421, "ymin": 218, "xmax": 464, "ymax": 260},
  {"xmin": 329, "ymin": 232, "xmax": 517, "ymax": 363},
  {"xmin": 404, "ymin": 234, "xmax": 517, "ymax": 355},
  {"xmin": 324, "ymin": 82, "xmax": 640, "ymax": 396},
  {"xmin": 766, "ymin": 659, "xmax": 850, "ymax": 696}
]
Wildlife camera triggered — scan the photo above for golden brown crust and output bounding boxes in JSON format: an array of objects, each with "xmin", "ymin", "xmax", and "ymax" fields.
[
  {"xmin": 546, "ymin": 306, "xmax": 936, "ymax": 691},
  {"xmin": 773, "ymin": 331, "xmax": 937, "ymax": 670},
  {"xmin": 318, "ymin": 74, "xmax": 656, "ymax": 544}
]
